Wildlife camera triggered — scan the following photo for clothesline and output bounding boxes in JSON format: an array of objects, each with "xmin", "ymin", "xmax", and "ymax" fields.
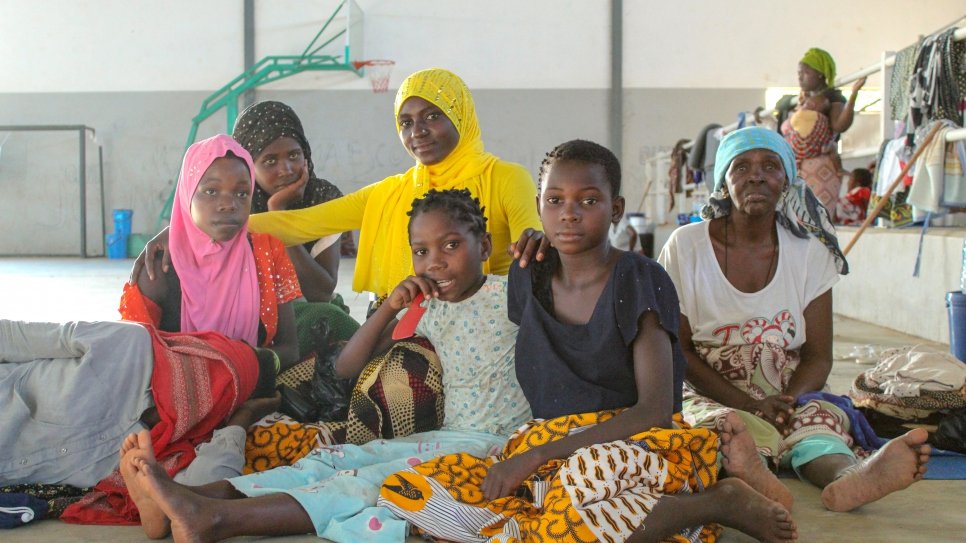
[{"xmin": 642, "ymin": 26, "xmax": 966, "ymax": 165}]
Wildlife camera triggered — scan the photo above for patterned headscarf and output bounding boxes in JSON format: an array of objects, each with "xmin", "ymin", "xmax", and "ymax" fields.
[
  {"xmin": 169, "ymin": 134, "xmax": 261, "ymax": 344},
  {"xmin": 800, "ymin": 47, "xmax": 837, "ymax": 86},
  {"xmin": 232, "ymin": 101, "xmax": 342, "ymax": 214},
  {"xmin": 393, "ymin": 68, "xmax": 497, "ymax": 192},
  {"xmin": 702, "ymin": 126, "xmax": 848, "ymax": 274}
]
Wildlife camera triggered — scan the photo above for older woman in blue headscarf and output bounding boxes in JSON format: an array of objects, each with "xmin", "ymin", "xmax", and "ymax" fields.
[{"xmin": 659, "ymin": 127, "xmax": 929, "ymax": 513}]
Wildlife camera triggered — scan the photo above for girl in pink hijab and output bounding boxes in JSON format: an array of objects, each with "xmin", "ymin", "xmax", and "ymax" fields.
[{"xmin": 121, "ymin": 134, "xmax": 301, "ymax": 371}]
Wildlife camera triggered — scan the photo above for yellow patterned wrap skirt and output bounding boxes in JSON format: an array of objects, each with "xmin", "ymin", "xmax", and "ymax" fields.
[{"xmin": 378, "ymin": 411, "xmax": 721, "ymax": 543}]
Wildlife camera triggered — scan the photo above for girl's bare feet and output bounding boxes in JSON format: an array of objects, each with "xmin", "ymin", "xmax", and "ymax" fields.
[
  {"xmin": 130, "ymin": 453, "xmax": 220, "ymax": 543},
  {"xmin": 708, "ymin": 479, "xmax": 797, "ymax": 543},
  {"xmin": 821, "ymin": 428, "xmax": 930, "ymax": 512},
  {"xmin": 718, "ymin": 411, "xmax": 794, "ymax": 510},
  {"xmin": 119, "ymin": 430, "xmax": 171, "ymax": 539}
]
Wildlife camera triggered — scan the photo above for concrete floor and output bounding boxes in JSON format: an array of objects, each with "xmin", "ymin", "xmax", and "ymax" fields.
[{"xmin": 1, "ymin": 256, "xmax": 965, "ymax": 542}]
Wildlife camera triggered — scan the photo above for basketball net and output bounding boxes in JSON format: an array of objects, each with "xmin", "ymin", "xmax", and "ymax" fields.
[{"xmin": 352, "ymin": 60, "xmax": 395, "ymax": 93}]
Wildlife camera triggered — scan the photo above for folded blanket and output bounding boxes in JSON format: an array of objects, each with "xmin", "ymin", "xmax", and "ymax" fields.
[{"xmin": 865, "ymin": 345, "xmax": 966, "ymax": 397}]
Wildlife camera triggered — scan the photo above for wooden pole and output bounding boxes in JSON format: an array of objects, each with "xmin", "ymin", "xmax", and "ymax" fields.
[
  {"xmin": 842, "ymin": 122, "xmax": 943, "ymax": 256},
  {"xmin": 635, "ymin": 177, "xmax": 655, "ymax": 212}
]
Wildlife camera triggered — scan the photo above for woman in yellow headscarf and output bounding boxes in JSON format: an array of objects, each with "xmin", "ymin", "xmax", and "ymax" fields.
[
  {"xmin": 137, "ymin": 69, "xmax": 540, "ymax": 299},
  {"xmin": 243, "ymin": 69, "xmax": 539, "ymax": 469},
  {"xmin": 248, "ymin": 67, "xmax": 541, "ymax": 300}
]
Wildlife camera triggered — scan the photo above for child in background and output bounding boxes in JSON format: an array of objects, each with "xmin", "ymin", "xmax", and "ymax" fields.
[
  {"xmin": 379, "ymin": 140, "xmax": 797, "ymax": 543},
  {"xmin": 609, "ymin": 213, "xmax": 637, "ymax": 252},
  {"xmin": 117, "ymin": 188, "xmax": 531, "ymax": 543},
  {"xmin": 785, "ymin": 92, "xmax": 836, "ymax": 161},
  {"xmin": 837, "ymin": 168, "xmax": 873, "ymax": 225}
]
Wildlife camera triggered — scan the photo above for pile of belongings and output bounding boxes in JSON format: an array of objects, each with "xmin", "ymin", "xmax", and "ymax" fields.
[{"xmin": 849, "ymin": 345, "xmax": 966, "ymax": 453}]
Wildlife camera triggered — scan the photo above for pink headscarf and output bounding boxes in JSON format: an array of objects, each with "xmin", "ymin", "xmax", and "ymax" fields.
[{"xmin": 169, "ymin": 134, "xmax": 260, "ymax": 345}]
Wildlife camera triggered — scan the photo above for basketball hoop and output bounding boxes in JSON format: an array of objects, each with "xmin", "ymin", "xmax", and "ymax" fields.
[{"xmin": 352, "ymin": 59, "xmax": 395, "ymax": 93}]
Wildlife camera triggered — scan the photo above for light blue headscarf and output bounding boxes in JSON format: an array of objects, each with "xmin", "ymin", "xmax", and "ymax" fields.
[{"xmin": 701, "ymin": 126, "xmax": 848, "ymax": 275}]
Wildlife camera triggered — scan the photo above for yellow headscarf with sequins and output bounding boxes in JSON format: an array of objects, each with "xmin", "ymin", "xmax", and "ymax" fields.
[
  {"xmin": 393, "ymin": 68, "xmax": 498, "ymax": 193},
  {"xmin": 248, "ymin": 67, "xmax": 540, "ymax": 297}
]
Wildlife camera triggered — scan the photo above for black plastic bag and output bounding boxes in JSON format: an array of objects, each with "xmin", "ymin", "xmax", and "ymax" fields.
[
  {"xmin": 277, "ymin": 314, "xmax": 355, "ymax": 423},
  {"xmin": 303, "ymin": 346, "xmax": 354, "ymax": 421},
  {"xmin": 933, "ymin": 408, "xmax": 966, "ymax": 454},
  {"xmin": 278, "ymin": 383, "xmax": 319, "ymax": 422}
]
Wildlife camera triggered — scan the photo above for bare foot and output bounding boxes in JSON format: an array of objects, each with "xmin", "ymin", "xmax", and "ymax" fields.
[
  {"xmin": 821, "ymin": 428, "xmax": 930, "ymax": 512},
  {"xmin": 120, "ymin": 430, "xmax": 171, "ymax": 539},
  {"xmin": 718, "ymin": 411, "xmax": 794, "ymax": 510},
  {"xmin": 119, "ymin": 432, "xmax": 140, "ymax": 462},
  {"xmin": 130, "ymin": 454, "xmax": 219, "ymax": 543},
  {"xmin": 708, "ymin": 479, "xmax": 797, "ymax": 543}
]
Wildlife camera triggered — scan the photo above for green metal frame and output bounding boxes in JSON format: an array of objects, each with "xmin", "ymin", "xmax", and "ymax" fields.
[{"xmin": 159, "ymin": 0, "xmax": 363, "ymax": 230}]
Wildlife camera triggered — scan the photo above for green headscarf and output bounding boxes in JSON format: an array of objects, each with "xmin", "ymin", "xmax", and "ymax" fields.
[{"xmin": 800, "ymin": 47, "xmax": 836, "ymax": 86}]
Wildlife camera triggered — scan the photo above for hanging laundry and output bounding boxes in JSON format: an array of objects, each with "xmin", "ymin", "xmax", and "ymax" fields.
[
  {"xmin": 909, "ymin": 120, "xmax": 961, "ymax": 212},
  {"xmin": 908, "ymin": 27, "xmax": 966, "ymax": 130},
  {"xmin": 666, "ymin": 138, "xmax": 691, "ymax": 211},
  {"xmin": 686, "ymin": 123, "xmax": 722, "ymax": 179},
  {"xmin": 889, "ymin": 42, "xmax": 921, "ymax": 121},
  {"xmin": 943, "ymin": 139, "xmax": 966, "ymax": 207}
]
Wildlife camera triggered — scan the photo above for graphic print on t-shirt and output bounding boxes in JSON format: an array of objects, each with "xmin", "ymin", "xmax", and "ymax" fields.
[{"xmin": 712, "ymin": 310, "xmax": 796, "ymax": 347}]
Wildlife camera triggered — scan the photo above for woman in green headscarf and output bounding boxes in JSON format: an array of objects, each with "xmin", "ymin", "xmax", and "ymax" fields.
[{"xmin": 781, "ymin": 47, "xmax": 866, "ymax": 217}]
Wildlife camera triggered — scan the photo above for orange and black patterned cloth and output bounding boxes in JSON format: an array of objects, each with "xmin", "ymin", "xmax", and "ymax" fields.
[
  {"xmin": 378, "ymin": 411, "xmax": 721, "ymax": 543},
  {"xmin": 119, "ymin": 232, "xmax": 301, "ymax": 348}
]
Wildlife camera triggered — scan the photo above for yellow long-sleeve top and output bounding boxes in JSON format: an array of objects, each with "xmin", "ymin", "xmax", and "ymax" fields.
[
  {"xmin": 248, "ymin": 160, "xmax": 539, "ymax": 298},
  {"xmin": 249, "ymin": 67, "xmax": 542, "ymax": 298}
]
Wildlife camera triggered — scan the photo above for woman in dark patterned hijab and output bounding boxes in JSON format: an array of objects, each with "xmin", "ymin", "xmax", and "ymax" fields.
[
  {"xmin": 233, "ymin": 101, "xmax": 344, "ymax": 218},
  {"xmin": 233, "ymin": 101, "xmax": 360, "ymax": 420}
]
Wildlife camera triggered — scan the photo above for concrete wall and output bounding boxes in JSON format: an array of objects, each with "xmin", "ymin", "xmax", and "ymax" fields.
[
  {"xmin": 0, "ymin": 86, "xmax": 761, "ymax": 254},
  {"xmin": 834, "ymin": 227, "xmax": 964, "ymax": 344},
  {"xmin": 1, "ymin": 0, "xmax": 963, "ymax": 277}
]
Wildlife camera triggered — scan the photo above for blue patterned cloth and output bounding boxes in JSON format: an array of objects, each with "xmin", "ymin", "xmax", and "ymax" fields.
[{"xmin": 797, "ymin": 391, "xmax": 887, "ymax": 450}]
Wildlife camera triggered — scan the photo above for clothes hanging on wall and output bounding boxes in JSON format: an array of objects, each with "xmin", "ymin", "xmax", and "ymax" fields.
[
  {"xmin": 870, "ymin": 137, "xmax": 915, "ymax": 226},
  {"xmin": 908, "ymin": 27, "xmax": 966, "ymax": 131},
  {"xmin": 874, "ymin": 137, "xmax": 913, "ymax": 196},
  {"xmin": 666, "ymin": 139, "xmax": 691, "ymax": 211},
  {"xmin": 908, "ymin": 120, "xmax": 964, "ymax": 212},
  {"xmin": 889, "ymin": 42, "xmax": 921, "ymax": 121},
  {"xmin": 686, "ymin": 123, "xmax": 722, "ymax": 180}
]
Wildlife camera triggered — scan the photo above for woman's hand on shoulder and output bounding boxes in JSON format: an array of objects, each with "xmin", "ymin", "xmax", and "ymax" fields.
[
  {"xmin": 129, "ymin": 227, "xmax": 171, "ymax": 283},
  {"xmin": 266, "ymin": 167, "xmax": 309, "ymax": 211},
  {"xmin": 509, "ymin": 228, "xmax": 549, "ymax": 268},
  {"xmin": 386, "ymin": 275, "xmax": 439, "ymax": 311},
  {"xmin": 482, "ymin": 450, "xmax": 542, "ymax": 500}
]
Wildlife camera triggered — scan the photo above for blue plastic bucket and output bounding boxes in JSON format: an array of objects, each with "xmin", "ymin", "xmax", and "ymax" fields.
[
  {"xmin": 106, "ymin": 232, "xmax": 129, "ymax": 259},
  {"xmin": 113, "ymin": 209, "xmax": 133, "ymax": 237},
  {"xmin": 946, "ymin": 291, "xmax": 966, "ymax": 362}
]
